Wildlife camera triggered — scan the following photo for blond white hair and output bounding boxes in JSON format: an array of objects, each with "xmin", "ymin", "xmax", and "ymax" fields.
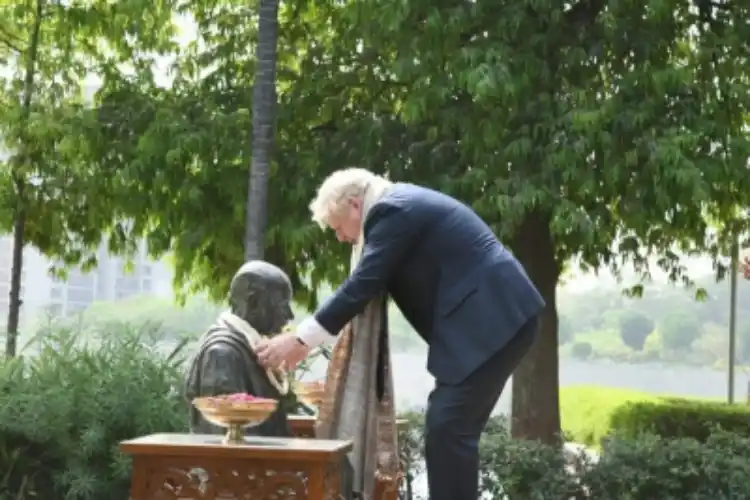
[{"xmin": 309, "ymin": 168, "xmax": 386, "ymax": 228}]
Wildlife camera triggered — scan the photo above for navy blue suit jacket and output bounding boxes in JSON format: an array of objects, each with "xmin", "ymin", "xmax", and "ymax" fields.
[{"xmin": 315, "ymin": 183, "xmax": 545, "ymax": 385}]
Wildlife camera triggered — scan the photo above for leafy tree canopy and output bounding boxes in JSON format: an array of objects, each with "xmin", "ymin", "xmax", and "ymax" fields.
[
  {"xmin": 21, "ymin": 0, "xmax": 750, "ymax": 442},
  {"xmin": 660, "ymin": 311, "xmax": 703, "ymax": 352},
  {"xmin": 619, "ymin": 310, "xmax": 655, "ymax": 351},
  {"xmin": 0, "ymin": 0, "xmax": 178, "ymax": 260},
  {"xmin": 77, "ymin": 1, "xmax": 750, "ymax": 303}
]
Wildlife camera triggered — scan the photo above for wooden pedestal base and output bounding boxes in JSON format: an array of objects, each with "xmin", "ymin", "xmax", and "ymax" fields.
[{"xmin": 121, "ymin": 433, "xmax": 352, "ymax": 500}]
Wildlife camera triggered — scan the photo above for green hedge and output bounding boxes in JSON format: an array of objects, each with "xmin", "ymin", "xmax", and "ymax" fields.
[
  {"xmin": 561, "ymin": 385, "xmax": 750, "ymax": 447},
  {"xmin": 398, "ymin": 411, "xmax": 750, "ymax": 499},
  {"xmin": 610, "ymin": 396, "xmax": 750, "ymax": 442},
  {"xmin": 4, "ymin": 329, "xmax": 750, "ymax": 500}
]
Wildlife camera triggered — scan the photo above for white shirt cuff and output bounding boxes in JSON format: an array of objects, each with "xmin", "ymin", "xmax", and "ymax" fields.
[{"xmin": 296, "ymin": 316, "xmax": 337, "ymax": 348}]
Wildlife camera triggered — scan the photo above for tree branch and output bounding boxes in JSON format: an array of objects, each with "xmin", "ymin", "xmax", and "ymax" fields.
[
  {"xmin": 0, "ymin": 25, "xmax": 24, "ymax": 52},
  {"xmin": 565, "ymin": 0, "xmax": 608, "ymax": 27}
]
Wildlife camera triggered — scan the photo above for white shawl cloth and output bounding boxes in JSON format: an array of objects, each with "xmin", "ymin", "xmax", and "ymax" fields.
[
  {"xmin": 217, "ymin": 311, "xmax": 289, "ymax": 395},
  {"xmin": 315, "ymin": 177, "xmax": 401, "ymax": 499}
]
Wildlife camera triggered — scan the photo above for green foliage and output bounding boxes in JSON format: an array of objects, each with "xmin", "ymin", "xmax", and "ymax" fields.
[
  {"xmin": 561, "ymin": 384, "xmax": 750, "ymax": 450},
  {"xmin": 0, "ymin": 320, "xmax": 337, "ymax": 497},
  {"xmin": 571, "ymin": 341, "xmax": 593, "ymax": 360},
  {"xmin": 583, "ymin": 432, "xmax": 750, "ymax": 499},
  {"xmin": 399, "ymin": 412, "xmax": 750, "ymax": 499},
  {"xmin": 557, "ymin": 274, "xmax": 750, "ymax": 366},
  {"xmin": 560, "ymin": 386, "xmax": 660, "ymax": 448},
  {"xmin": 480, "ymin": 429, "xmax": 582, "ymax": 499},
  {"xmin": 660, "ymin": 311, "xmax": 703, "ymax": 351},
  {"xmin": 618, "ymin": 310, "xmax": 654, "ymax": 351},
  {"xmin": 609, "ymin": 397, "xmax": 750, "ymax": 443},
  {"xmin": 561, "ymin": 272, "xmax": 748, "ymax": 334},
  {"xmin": 693, "ymin": 322, "xmax": 732, "ymax": 365},
  {"xmin": 0, "ymin": 0, "xmax": 178, "ymax": 263},
  {"xmin": 58, "ymin": 295, "xmax": 221, "ymax": 342},
  {"xmin": 68, "ymin": 0, "xmax": 750, "ymax": 301},
  {"xmin": 395, "ymin": 411, "xmax": 426, "ymax": 498},
  {"xmin": 3, "ymin": 324, "xmax": 750, "ymax": 499},
  {"xmin": 4, "ymin": 0, "xmax": 747, "ymax": 442},
  {"xmin": 0, "ymin": 323, "xmax": 397, "ymax": 499},
  {"xmin": 74, "ymin": 1, "xmax": 350, "ymax": 305},
  {"xmin": 0, "ymin": 0, "xmax": 180, "ymax": 355},
  {"xmin": 0, "ymin": 324, "xmax": 187, "ymax": 499}
]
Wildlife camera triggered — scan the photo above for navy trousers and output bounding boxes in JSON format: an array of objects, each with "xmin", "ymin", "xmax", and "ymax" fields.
[{"xmin": 424, "ymin": 315, "xmax": 540, "ymax": 500}]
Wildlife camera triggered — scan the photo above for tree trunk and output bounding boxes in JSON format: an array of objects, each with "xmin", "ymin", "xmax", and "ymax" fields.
[
  {"xmin": 5, "ymin": 0, "xmax": 43, "ymax": 358},
  {"xmin": 5, "ymin": 207, "xmax": 25, "ymax": 358},
  {"xmin": 244, "ymin": 0, "xmax": 280, "ymax": 261},
  {"xmin": 510, "ymin": 210, "xmax": 562, "ymax": 445}
]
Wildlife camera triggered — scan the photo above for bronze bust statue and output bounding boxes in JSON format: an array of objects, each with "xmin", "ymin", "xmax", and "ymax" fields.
[{"xmin": 183, "ymin": 260, "xmax": 294, "ymax": 437}]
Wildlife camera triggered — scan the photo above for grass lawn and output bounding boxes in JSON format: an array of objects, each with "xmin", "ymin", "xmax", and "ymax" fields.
[{"xmin": 561, "ymin": 385, "xmax": 660, "ymax": 447}]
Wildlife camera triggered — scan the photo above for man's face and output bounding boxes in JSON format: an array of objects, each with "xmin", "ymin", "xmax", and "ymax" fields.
[{"xmin": 327, "ymin": 197, "xmax": 362, "ymax": 244}]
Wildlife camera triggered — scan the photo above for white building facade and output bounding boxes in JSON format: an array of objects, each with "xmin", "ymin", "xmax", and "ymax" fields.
[{"xmin": 0, "ymin": 235, "xmax": 173, "ymax": 325}]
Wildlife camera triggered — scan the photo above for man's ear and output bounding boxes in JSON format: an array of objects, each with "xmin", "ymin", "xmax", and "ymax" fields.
[{"xmin": 347, "ymin": 196, "xmax": 361, "ymax": 211}]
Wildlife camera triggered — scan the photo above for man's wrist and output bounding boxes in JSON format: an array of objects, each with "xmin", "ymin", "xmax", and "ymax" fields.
[{"xmin": 296, "ymin": 316, "xmax": 337, "ymax": 348}]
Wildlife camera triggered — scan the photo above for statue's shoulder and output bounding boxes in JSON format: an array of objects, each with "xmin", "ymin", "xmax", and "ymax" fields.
[{"xmin": 197, "ymin": 325, "xmax": 251, "ymax": 358}]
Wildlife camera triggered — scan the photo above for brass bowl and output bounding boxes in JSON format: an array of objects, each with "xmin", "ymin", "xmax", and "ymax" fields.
[
  {"xmin": 192, "ymin": 396, "xmax": 278, "ymax": 445},
  {"xmin": 294, "ymin": 381, "xmax": 326, "ymax": 407}
]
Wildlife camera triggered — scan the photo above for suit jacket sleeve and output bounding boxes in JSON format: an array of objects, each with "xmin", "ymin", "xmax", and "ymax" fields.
[{"xmin": 296, "ymin": 203, "xmax": 415, "ymax": 347}]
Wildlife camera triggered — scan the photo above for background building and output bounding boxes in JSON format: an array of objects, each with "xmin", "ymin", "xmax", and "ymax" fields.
[{"xmin": 0, "ymin": 235, "xmax": 173, "ymax": 326}]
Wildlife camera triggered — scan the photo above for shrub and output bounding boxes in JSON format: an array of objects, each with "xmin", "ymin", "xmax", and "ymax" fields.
[
  {"xmin": 397, "ymin": 411, "xmax": 427, "ymax": 499},
  {"xmin": 398, "ymin": 416, "xmax": 750, "ymax": 499},
  {"xmin": 583, "ymin": 431, "xmax": 750, "ymax": 498},
  {"xmin": 618, "ymin": 310, "xmax": 654, "ymax": 351},
  {"xmin": 480, "ymin": 431, "xmax": 583, "ymax": 499},
  {"xmin": 609, "ymin": 397, "xmax": 750, "ymax": 442},
  {"xmin": 0, "ymin": 323, "xmax": 188, "ymax": 499},
  {"xmin": 7, "ymin": 324, "xmax": 750, "ymax": 500},
  {"xmin": 659, "ymin": 311, "xmax": 702, "ymax": 351},
  {"xmin": 571, "ymin": 341, "xmax": 593, "ymax": 360}
]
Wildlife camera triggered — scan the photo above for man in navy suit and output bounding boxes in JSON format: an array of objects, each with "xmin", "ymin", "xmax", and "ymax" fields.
[{"xmin": 257, "ymin": 168, "xmax": 545, "ymax": 500}]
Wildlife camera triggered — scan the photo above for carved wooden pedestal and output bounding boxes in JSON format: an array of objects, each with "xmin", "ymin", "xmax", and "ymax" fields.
[
  {"xmin": 120, "ymin": 433, "xmax": 353, "ymax": 500},
  {"xmin": 288, "ymin": 417, "xmax": 407, "ymax": 500}
]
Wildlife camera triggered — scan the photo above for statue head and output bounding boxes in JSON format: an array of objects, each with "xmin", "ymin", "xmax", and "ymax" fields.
[{"xmin": 228, "ymin": 261, "xmax": 294, "ymax": 335}]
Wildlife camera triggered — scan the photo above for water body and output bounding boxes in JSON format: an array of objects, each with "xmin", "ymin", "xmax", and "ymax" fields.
[{"xmin": 306, "ymin": 350, "xmax": 748, "ymax": 413}]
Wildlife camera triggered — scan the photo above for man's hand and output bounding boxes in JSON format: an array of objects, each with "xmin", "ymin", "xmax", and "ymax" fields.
[{"xmin": 255, "ymin": 332, "xmax": 311, "ymax": 371}]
